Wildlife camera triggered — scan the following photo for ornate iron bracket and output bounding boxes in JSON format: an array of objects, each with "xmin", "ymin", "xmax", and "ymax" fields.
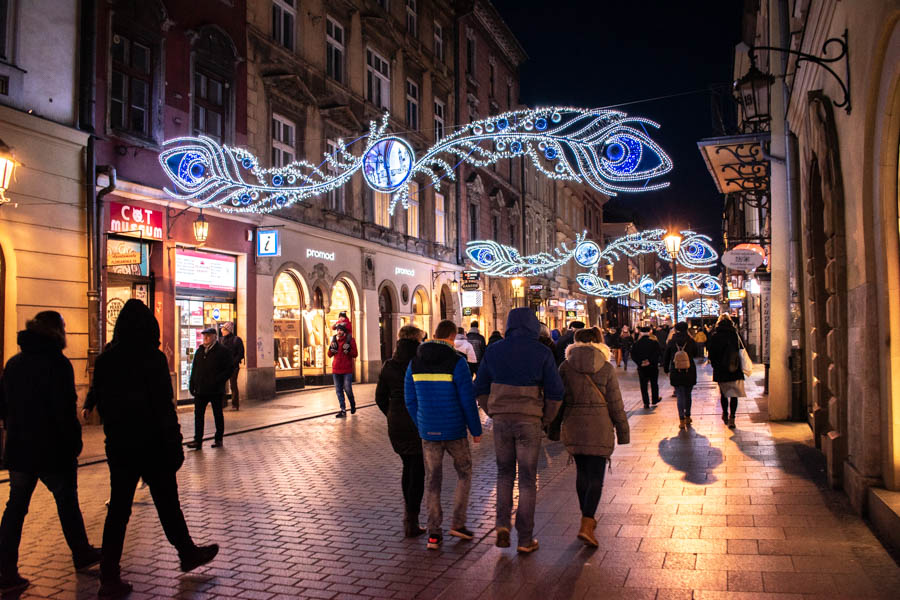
[{"xmin": 750, "ymin": 28, "xmax": 851, "ymax": 114}]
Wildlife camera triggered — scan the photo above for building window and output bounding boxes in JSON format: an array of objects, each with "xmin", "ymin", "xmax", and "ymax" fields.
[
  {"xmin": 366, "ymin": 48, "xmax": 390, "ymax": 110},
  {"xmin": 374, "ymin": 191, "xmax": 391, "ymax": 227},
  {"xmin": 466, "ymin": 32, "xmax": 476, "ymax": 75},
  {"xmin": 406, "ymin": 0, "xmax": 417, "ymax": 36},
  {"xmin": 326, "ymin": 139, "xmax": 345, "ymax": 213},
  {"xmin": 110, "ymin": 32, "xmax": 153, "ymax": 137},
  {"xmin": 407, "ymin": 181, "xmax": 419, "ymax": 238},
  {"xmin": 492, "ymin": 214, "xmax": 500, "ymax": 242},
  {"xmin": 271, "ymin": 113, "xmax": 295, "ymax": 167},
  {"xmin": 0, "ymin": 0, "xmax": 10, "ymax": 61},
  {"xmin": 507, "ymin": 82, "xmax": 513, "ymax": 109},
  {"xmin": 433, "ymin": 21, "xmax": 443, "ymax": 61},
  {"xmin": 510, "ymin": 222, "xmax": 517, "ymax": 247},
  {"xmin": 406, "ymin": 79, "xmax": 419, "ymax": 131},
  {"xmin": 489, "ymin": 61, "xmax": 496, "ymax": 97},
  {"xmin": 193, "ymin": 70, "xmax": 226, "ymax": 143},
  {"xmin": 434, "ymin": 98, "xmax": 445, "ymax": 141},
  {"xmin": 469, "ymin": 204, "xmax": 478, "ymax": 240},
  {"xmin": 326, "ymin": 17, "xmax": 344, "ymax": 83},
  {"xmin": 435, "ymin": 192, "xmax": 446, "ymax": 246},
  {"xmin": 272, "ymin": 0, "xmax": 295, "ymax": 51},
  {"xmin": 376, "ymin": 0, "xmax": 389, "ymax": 9}
]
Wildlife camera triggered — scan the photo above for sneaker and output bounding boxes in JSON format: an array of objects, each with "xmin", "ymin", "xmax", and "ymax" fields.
[
  {"xmin": 335, "ymin": 411, "xmax": 346, "ymax": 419},
  {"xmin": 179, "ymin": 544, "xmax": 219, "ymax": 572},
  {"xmin": 211, "ymin": 440, "xmax": 223, "ymax": 448},
  {"xmin": 73, "ymin": 546, "xmax": 102, "ymax": 570},
  {"xmin": 496, "ymin": 527, "xmax": 510, "ymax": 548},
  {"xmin": 516, "ymin": 539, "xmax": 539, "ymax": 554},
  {"xmin": 426, "ymin": 534, "xmax": 442, "ymax": 550},
  {"xmin": 449, "ymin": 526, "xmax": 474, "ymax": 540},
  {"xmin": 728, "ymin": 417, "xmax": 736, "ymax": 429},
  {"xmin": 97, "ymin": 579, "xmax": 132, "ymax": 599},
  {"xmin": 0, "ymin": 574, "xmax": 29, "ymax": 594},
  {"xmin": 186, "ymin": 441, "xmax": 202, "ymax": 450}
]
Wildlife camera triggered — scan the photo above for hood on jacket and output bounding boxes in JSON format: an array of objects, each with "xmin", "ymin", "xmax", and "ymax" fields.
[
  {"xmin": 455, "ymin": 333, "xmax": 467, "ymax": 340},
  {"xmin": 716, "ymin": 319, "xmax": 736, "ymax": 334},
  {"xmin": 565, "ymin": 342, "xmax": 609, "ymax": 373},
  {"xmin": 393, "ymin": 338, "xmax": 420, "ymax": 365},
  {"xmin": 505, "ymin": 307, "xmax": 540, "ymax": 340},
  {"xmin": 671, "ymin": 331, "xmax": 692, "ymax": 346},
  {"xmin": 16, "ymin": 329, "xmax": 64, "ymax": 353},
  {"xmin": 417, "ymin": 340, "xmax": 459, "ymax": 367},
  {"xmin": 111, "ymin": 299, "xmax": 160, "ymax": 350}
]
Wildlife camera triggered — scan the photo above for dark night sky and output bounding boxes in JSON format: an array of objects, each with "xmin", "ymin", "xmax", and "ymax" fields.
[{"xmin": 491, "ymin": 0, "xmax": 744, "ymax": 242}]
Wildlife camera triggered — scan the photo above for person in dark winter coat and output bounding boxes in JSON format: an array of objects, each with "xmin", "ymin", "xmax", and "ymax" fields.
[
  {"xmin": 618, "ymin": 327, "xmax": 634, "ymax": 371},
  {"xmin": 187, "ymin": 326, "xmax": 234, "ymax": 449},
  {"xmin": 474, "ymin": 308, "xmax": 565, "ymax": 554},
  {"xmin": 404, "ymin": 320, "xmax": 482, "ymax": 551},
  {"xmin": 550, "ymin": 329, "xmax": 561, "ymax": 342},
  {"xmin": 662, "ymin": 322, "xmax": 698, "ymax": 429},
  {"xmin": 375, "ymin": 325, "xmax": 426, "ymax": 538},
  {"xmin": 706, "ymin": 314, "xmax": 745, "ymax": 428},
  {"xmin": 86, "ymin": 300, "xmax": 218, "ymax": 597},
  {"xmin": 466, "ymin": 321, "xmax": 487, "ymax": 369},
  {"xmin": 328, "ymin": 323, "xmax": 359, "ymax": 418},
  {"xmin": 0, "ymin": 312, "xmax": 100, "ymax": 593},
  {"xmin": 553, "ymin": 321, "xmax": 585, "ymax": 366},
  {"xmin": 558, "ymin": 328, "xmax": 629, "ymax": 547},
  {"xmin": 538, "ymin": 323, "xmax": 556, "ymax": 353},
  {"xmin": 631, "ymin": 327, "xmax": 662, "ymax": 408},
  {"xmin": 488, "ymin": 331, "xmax": 503, "ymax": 346},
  {"xmin": 219, "ymin": 322, "xmax": 244, "ymax": 410}
]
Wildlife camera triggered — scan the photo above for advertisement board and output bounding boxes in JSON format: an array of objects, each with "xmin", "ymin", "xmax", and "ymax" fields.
[
  {"xmin": 109, "ymin": 201, "xmax": 164, "ymax": 240},
  {"xmin": 175, "ymin": 249, "xmax": 237, "ymax": 292}
]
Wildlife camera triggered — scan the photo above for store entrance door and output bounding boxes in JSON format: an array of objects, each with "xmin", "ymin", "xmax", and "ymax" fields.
[{"xmin": 176, "ymin": 299, "xmax": 236, "ymax": 402}]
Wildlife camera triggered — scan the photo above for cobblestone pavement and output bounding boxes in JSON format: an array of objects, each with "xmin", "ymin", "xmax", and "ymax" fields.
[{"xmin": 3, "ymin": 364, "xmax": 900, "ymax": 599}]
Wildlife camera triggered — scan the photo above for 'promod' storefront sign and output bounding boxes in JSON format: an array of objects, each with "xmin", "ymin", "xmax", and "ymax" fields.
[
  {"xmin": 109, "ymin": 201, "xmax": 164, "ymax": 240},
  {"xmin": 175, "ymin": 249, "xmax": 236, "ymax": 292}
]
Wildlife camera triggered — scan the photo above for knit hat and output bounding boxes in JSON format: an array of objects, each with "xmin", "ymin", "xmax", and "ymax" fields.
[{"xmin": 222, "ymin": 321, "xmax": 235, "ymax": 333}]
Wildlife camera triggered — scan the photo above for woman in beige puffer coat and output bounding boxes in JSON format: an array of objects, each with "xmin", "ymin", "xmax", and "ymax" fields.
[{"xmin": 558, "ymin": 328, "xmax": 630, "ymax": 547}]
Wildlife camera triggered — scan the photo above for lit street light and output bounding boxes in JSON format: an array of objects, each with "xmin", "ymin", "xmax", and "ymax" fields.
[
  {"xmin": 511, "ymin": 277, "xmax": 524, "ymax": 308},
  {"xmin": 664, "ymin": 231, "xmax": 682, "ymax": 325}
]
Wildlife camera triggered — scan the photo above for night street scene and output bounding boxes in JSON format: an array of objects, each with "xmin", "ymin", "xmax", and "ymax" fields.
[{"xmin": 1, "ymin": 0, "xmax": 900, "ymax": 598}]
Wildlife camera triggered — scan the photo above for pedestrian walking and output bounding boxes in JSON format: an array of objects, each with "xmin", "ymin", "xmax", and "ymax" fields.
[
  {"xmin": 474, "ymin": 308, "xmax": 564, "ymax": 554},
  {"xmin": 466, "ymin": 321, "xmax": 487, "ymax": 370},
  {"xmin": 0, "ymin": 312, "xmax": 100, "ymax": 593},
  {"xmin": 329, "ymin": 323, "xmax": 358, "ymax": 418},
  {"xmin": 618, "ymin": 326, "xmax": 634, "ymax": 371},
  {"xmin": 375, "ymin": 325, "xmax": 426, "ymax": 538},
  {"xmin": 186, "ymin": 326, "xmax": 233, "ymax": 449},
  {"xmin": 219, "ymin": 322, "xmax": 244, "ymax": 410},
  {"xmin": 631, "ymin": 326, "xmax": 662, "ymax": 408},
  {"xmin": 662, "ymin": 322, "xmax": 698, "ymax": 429},
  {"xmin": 404, "ymin": 320, "xmax": 483, "ymax": 551},
  {"xmin": 554, "ymin": 321, "xmax": 585, "ymax": 365},
  {"xmin": 87, "ymin": 300, "xmax": 218, "ymax": 598},
  {"xmin": 558, "ymin": 327, "xmax": 629, "ymax": 547},
  {"xmin": 488, "ymin": 330, "xmax": 503, "ymax": 346},
  {"xmin": 707, "ymin": 314, "xmax": 745, "ymax": 429},
  {"xmin": 694, "ymin": 327, "xmax": 707, "ymax": 363},
  {"xmin": 607, "ymin": 328, "xmax": 622, "ymax": 366},
  {"xmin": 538, "ymin": 323, "xmax": 556, "ymax": 352},
  {"xmin": 550, "ymin": 329, "xmax": 561, "ymax": 342},
  {"xmin": 454, "ymin": 327, "xmax": 478, "ymax": 375}
]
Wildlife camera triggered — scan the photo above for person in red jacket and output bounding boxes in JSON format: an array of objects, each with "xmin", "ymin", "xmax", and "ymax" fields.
[{"xmin": 328, "ymin": 323, "xmax": 358, "ymax": 418}]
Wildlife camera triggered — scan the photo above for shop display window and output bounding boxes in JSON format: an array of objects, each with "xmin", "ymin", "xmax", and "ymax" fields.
[
  {"xmin": 411, "ymin": 288, "xmax": 430, "ymax": 334},
  {"xmin": 274, "ymin": 272, "xmax": 303, "ymax": 376},
  {"xmin": 176, "ymin": 298, "xmax": 236, "ymax": 399}
]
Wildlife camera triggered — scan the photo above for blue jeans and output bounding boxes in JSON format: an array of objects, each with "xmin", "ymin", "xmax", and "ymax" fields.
[
  {"xmin": 493, "ymin": 418, "xmax": 542, "ymax": 544},
  {"xmin": 674, "ymin": 385, "xmax": 693, "ymax": 418},
  {"xmin": 333, "ymin": 373, "xmax": 355, "ymax": 411}
]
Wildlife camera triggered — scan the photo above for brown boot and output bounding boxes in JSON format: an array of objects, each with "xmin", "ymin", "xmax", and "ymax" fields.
[{"xmin": 577, "ymin": 516, "xmax": 599, "ymax": 547}]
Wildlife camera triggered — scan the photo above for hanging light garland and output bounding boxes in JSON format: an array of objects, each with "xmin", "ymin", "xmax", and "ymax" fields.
[
  {"xmin": 575, "ymin": 272, "xmax": 722, "ymax": 297},
  {"xmin": 646, "ymin": 298, "xmax": 721, "ymax": 319},
  {"xmin": 158, "ymin": 108, "xmax": 673, "ymax": 216}
]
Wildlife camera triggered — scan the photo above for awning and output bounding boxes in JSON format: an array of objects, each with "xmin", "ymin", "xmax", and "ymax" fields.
[{"xmin": 697, "ymin": 133, "xmax": 771, "ymax": 194}]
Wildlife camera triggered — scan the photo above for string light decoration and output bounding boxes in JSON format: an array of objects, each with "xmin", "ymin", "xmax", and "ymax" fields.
[
  {"xmin": 647, "ymin": 298, "xmax": 721, "ymax": 319},
  {"xmin": 158, "ymin": 108, "xmax": 673, "ymax": 215},
  {"xmin": 575, "ymin": 272, "xmax": 722, "ymax": 298}
]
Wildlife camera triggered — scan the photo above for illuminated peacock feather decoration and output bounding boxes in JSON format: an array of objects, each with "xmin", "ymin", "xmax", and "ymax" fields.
[{"xmin": 646, "ymin": 298, "xmax": 720, "ymax": 319}]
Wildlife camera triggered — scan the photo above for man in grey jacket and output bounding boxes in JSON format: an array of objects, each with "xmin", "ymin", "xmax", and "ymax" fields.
[{"xmin": 474, "ymin": 308, "xmax": 564, "ymax": 553}]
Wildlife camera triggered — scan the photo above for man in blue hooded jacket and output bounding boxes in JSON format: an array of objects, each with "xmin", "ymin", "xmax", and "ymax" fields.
[
  {"xmin": 405, "ymin": 319, "xmax": 482, "ymax": 551},
  {"xmin": 474, "ymin": 308, "xmax": 564, "ymax": 553}
]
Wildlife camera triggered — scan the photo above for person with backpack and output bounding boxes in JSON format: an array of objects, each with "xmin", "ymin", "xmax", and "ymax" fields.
[
  {"xmin": 557, "ymin": 327, "xmax": 629, "ymax": 547},
  {"xmin": 662, "ymin": 322, "xmax": 698, "ymax": 429},
  {"xmin": 706, "ymin": 314, "xmax": 745, "ymax": 429},
  {"xmin": 466, "ymin": 321, "xmax": 486, "ymax": 371}
]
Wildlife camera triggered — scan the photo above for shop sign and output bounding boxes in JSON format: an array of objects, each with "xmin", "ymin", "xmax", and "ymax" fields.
[
  {"xmin": 549, "ymin": 299, "xmax": 560, "ymax": 307},
  {"xmin": 257, "ymin": 229, "xmax": 281, "ymax": 257},
  {"xmin": 461, "ymin": 270, "xmax": 481, "ymax": 291},
  {"xmin": 565, "ymin": 299, "xmax": 578, "ymax": 310},
  {"xmin": 729, "ymin": 299, "xmax": 743, "ymax": 309},
  {"xmin": 109, "ymin": 201, "xmax": 164, "ymax": 240},
  {"xmin": 566, "ymin": 310, "xmax": 577, "ymax": 318},
  {"xmin": 395, "ymin": 267, "xmax": 415, "ymax": 277},
  {"xmin": 727, "ymin": 289, "xmax": 746, "ymax": 300},
  {"xmin": 462, "ymin": 307, "xmax": 473, "ymax": 316},
  {"xmin": 529, "ymin": 284, "xmax": 543, "ymax": 291},
  {"xmin": 175, "ymin": 249, "xmax": 237, "ymax": 292},
  {"xmin": 721, "ymin": 249, "xmax": 764, "ymax": 272},
  {"xmin": 461, "ymin": 290, "xmax": 483, "ymax": 308},
  {"xmin": 306, "ymin": 248, "xmax": 335, "ymax": 261},
  {"xmin": 760, "ymin": 276, "xmax": 771, "ymax": 363}
]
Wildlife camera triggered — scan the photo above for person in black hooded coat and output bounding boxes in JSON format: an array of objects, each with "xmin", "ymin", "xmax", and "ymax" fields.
[
  {"xmin": 0, "ymin": 312, "xmax": 100, "ymax": 593},
  {"xmin": 86, "ymin": 299, "xmax": 218, "ymax": 598},
  {"xmin": 375, "ymin": 325, "xmax": 426, "ymax": 537}
]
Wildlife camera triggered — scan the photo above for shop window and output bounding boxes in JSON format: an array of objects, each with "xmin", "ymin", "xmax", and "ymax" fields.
[
  {"xmin": 435, "ymin": 192, "xmax": 446, "ymax": 245},
  {"xmin": 326, "ymin": 17, "xmax": 344, "ymax": 83},
  {"xmin": 366, "ymin": 48, "xmax": 390, "ymax": 110},
  {"xmin": 274, "ymin": 271, "xmax": 303, "ymax": 377},
  {"xmin": 273, "ymin": 0, "xmax": 295, "ymax": 51},
  {"xmin": 412, "ymin": 288, "xmax": 430, "ymax": 334},
  {"xmin": 407, "ymin": 181, "xmax": 419, "ymax": 238}
]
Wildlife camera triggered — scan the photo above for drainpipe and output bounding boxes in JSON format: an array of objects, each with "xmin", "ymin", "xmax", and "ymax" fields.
[
  {"xmin": 90, "ymin": 166, "xmax": 116, "ymax": 365},
  {"xmin": 80, "ymin": 0, "xmax": 100, "ymax": 372}
]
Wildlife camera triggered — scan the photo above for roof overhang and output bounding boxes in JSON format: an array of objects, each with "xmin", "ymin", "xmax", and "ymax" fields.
[{"xmin": 697, "ymin": 132, "xmax": 770, "ymax": 195}]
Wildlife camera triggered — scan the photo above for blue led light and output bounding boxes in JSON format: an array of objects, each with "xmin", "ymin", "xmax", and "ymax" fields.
[
  {"xmin": 535, "ymin": 118, "xmax": 547, "ymax": 130},
  {"xmin": 497, "ymin": 118, "xmax": 509, "ymax": 130},
  {"xmin": 544, "ymin": 147, "xmax": 558, "ymax": 160},
  {"xmin": 574, "ymin": 240, "xmax": 601, "ymax": 267},
  {"xmin": 242, "ymin": 158, "xmax": 254, "ymax": 169},
  {"xmin": 605, "ymin": 142, "xmax": 624, "ymax": 162},
  {"xmin": 510, "ymin": 141, "xmax": 522, "ymax": 153},
  {"xmin": 272, "ymin": 174, "xmax": 284, "ymax": 186},
  {"xmin": 240, "ymin": 193, "xmax": 251, "ymax": 205}
]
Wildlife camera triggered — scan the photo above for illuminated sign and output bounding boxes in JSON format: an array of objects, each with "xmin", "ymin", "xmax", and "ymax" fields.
[
  {"xmin": 257, "ymin": 229, "xmax": 281, "ymax": 257},
  {"xmin": 306, "ymin": 248, "xmax": 335, "ymax": 261},
  {"xmin": 362, "ymin": 137, "xmax": 414, "ymax": 193},
  {"xmin": 109, "ymin": 201, "xmax": 164, "ymax": 240},
  {"xmin": 395, "ymin": 267, "xmax": 415, "ymax": 277},
  {"xmin": 727, "ymin": 289, "xmax": 746, "ymax": 300},
  {"xmin": 461, "ymin": 290, "xmax": 484, "ymax": 308},
  {"xmin": 175, "ymin": 249, "xmax": 236, "ymax": 292}
]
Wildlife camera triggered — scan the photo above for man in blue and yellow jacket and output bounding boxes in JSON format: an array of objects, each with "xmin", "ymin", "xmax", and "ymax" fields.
[{"xmin": 404, "ymin": 319, "xmax": 482, "ymax": 551}]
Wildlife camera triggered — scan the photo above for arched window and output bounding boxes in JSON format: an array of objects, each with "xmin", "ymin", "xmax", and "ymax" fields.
[
  {"xmin": 192, "ymin": 26, "xmax": 237, "ymax": 144},
  {"xmin": 411, "ymin": 288, "xmax": 430, "ymax": 334},
  {"xmin": 274, "ymin": 272, "xmax": 304, "ymax": 380}
]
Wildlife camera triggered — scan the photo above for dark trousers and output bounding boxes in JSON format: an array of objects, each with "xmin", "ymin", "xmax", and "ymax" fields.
[
  {"xmin": 621, "ymin": 349, "xmax": 630, "ymax": 370},
  {"xmin": 194, "ymin": 394, "xmax": 224, "ymax": 443},
  {"xmin": 228, "ymin": 368, "xmax": 240, "ymax": 409},
  {"xmin": 675, "ymin": 385, "xmax": 693, "ymax": 418},
  {"xmin": 399, "ymin": 453, "xmax": 425, "ymax": 517},
  {"xmin": 721, "ymin": 395, "xmax": 738, "ymax": 418},
  {"xmin": 638, "ymin": 366, "xmax": 659, "ymax": 405},
  {"xmin": 573, "ymin": 455, "xmax": 608, "ymax": 518},
  {"xmin": 0, "ymin": 467, "xmax": 93, "ymax": 575},
  {"xmin": 493, "ymin": 419, "xmax": 542, "ymax": 543},
  {"xmin": 101, "ymin": 465, "xmax": 194, "ymax": 581}
]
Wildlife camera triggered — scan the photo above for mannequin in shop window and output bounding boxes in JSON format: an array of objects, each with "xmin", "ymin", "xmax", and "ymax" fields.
[{"xmin": 219, "ymin": 322, "xmax": 244, "ymax": 411}]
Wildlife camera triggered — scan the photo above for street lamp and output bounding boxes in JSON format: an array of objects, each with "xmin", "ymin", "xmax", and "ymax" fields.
[
  {"xmin": 511, "ymin": 277, "xmax": 524, "ymax": 308},
  {"xmin": 450, "ymin": 278, "xmax": 459, "ymax": 293},
  {"xmin": 664, "ymin": 232, "xmax": 682, "ymax": 325},
  {"xmin": 733, "ymin": 58, "xmax": 774, "ymax": 132},
  {"xmin": 0, "ymin": 138, "xmax": 17, "ymax": 206},
  {"xmin": 192, "ymin": 210, "xmax": 209, "ymax": 243}
]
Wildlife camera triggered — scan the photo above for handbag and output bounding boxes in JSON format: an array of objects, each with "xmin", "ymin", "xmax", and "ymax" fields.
[{"xmin": 737, "ymin": 333, "xmax": 753, "ymax": 377}]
